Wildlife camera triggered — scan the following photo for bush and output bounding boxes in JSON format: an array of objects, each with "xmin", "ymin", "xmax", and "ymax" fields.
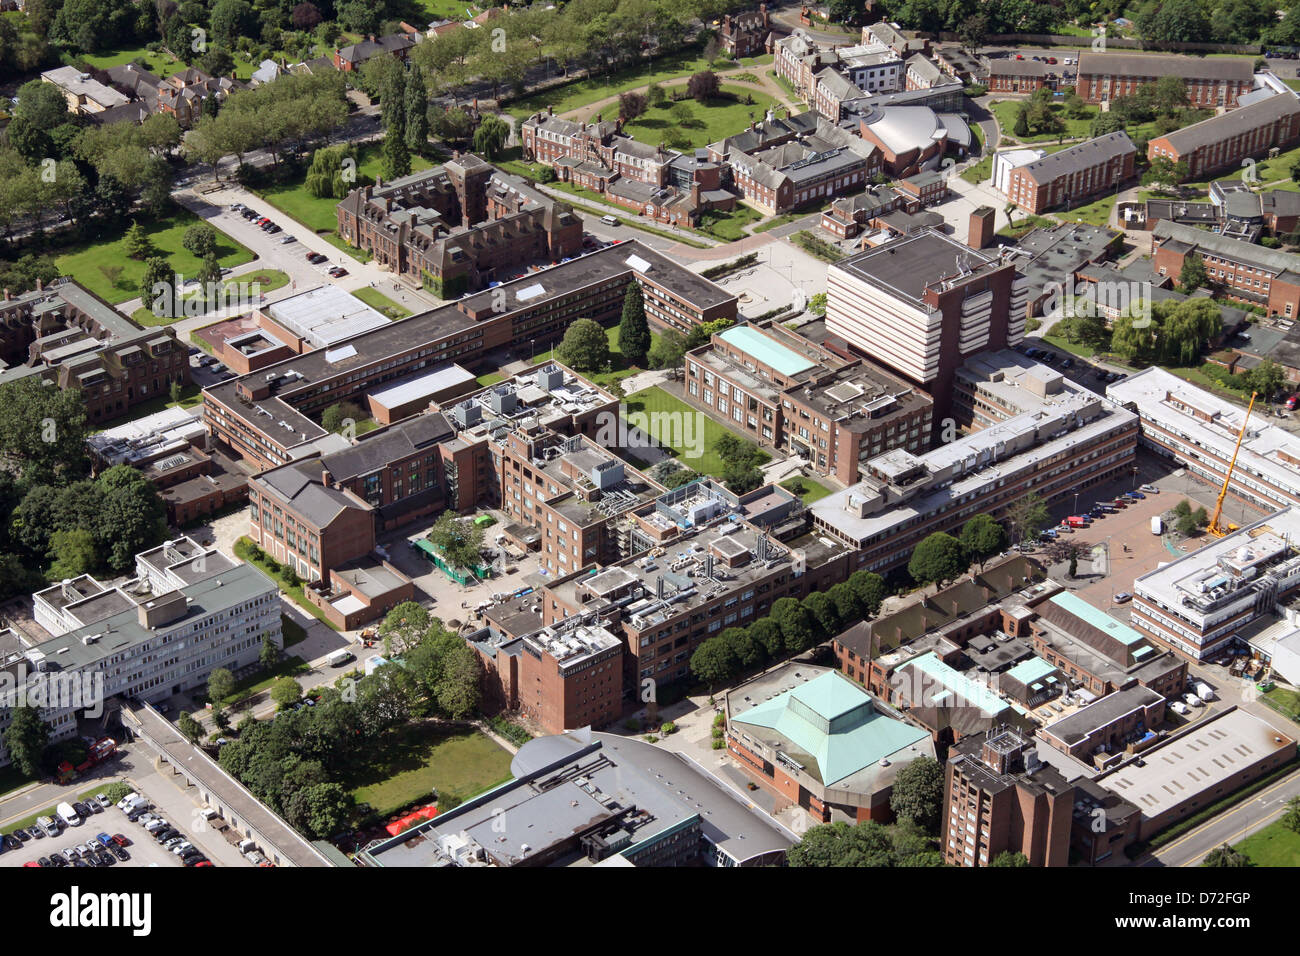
[
  {"xmin": 712, "ymin": 738, "xmax": 727, "ymax": 749},
  {"xmin": 103, "ymin": 782, "xmax": 133, "ymax": 804},
  {"xmin": 660, "ymin": 722, "xmax": 676, "ymax": 735},
  {"xmin": 623, "ymin": 718, "xmax": 640, "ymax": 731},
  {"xmin": 712, "ymin": 713, "xmax": 725, "ymax": 727},
  {"xmin": 644, "ymin": 734, "xmax": 659, "ymax": 743}
]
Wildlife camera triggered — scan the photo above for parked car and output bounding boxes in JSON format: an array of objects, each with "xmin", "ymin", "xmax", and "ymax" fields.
[
  {"xmin": 61, "ymin": 847, "xmax": 78, "ymax": 862},
  {"xmin": 112, "ymin": 833, "xmax": 131, "ymax": 847},
  {"xmin": 13, "ymin": 828, "xmax": 30, "ymax": 841},
  {"xmin": 1139, "ymin": 484, "xmax": 1159, "ymax": 494},
  {"xmin": 190, "ymin": 858, "xmax": 213, "ymax": 867},
  {"xmin": 111, "ymin": 845, "xmax": 129, "ymax": 861},
  {"xmin": 96, "ymin": 832, "xmax": 113, "ymax": 847},
  {"xmin": 280, "ymin": 235, "xmax": 296, "ymax": 243},
  {"xmin": 328, "ymin": 267, "xmax": 348, "ymax": 277},
  {"xmin": 1115, "ymin": 591, "xmax": 1133, "ymax": 603},
  {"xmin": 1127, "ymin": 490, "xmax": 1145, "ymax": 499}
]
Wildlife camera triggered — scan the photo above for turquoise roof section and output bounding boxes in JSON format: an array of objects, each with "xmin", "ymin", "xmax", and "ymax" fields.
[
  {"xmin": 908, "ymin": 651, "xmax": 1024, "ymax": 716},
  {"xmin": 1050, "ymin": 591, "xmax": 1144, "ymax": 646},
  {"xmin": 1006, "ymin": 656, "xmax": 1058, "ymax": 686},
  {"xmin": 718, "ymin": 325, "xmax": 815, "ymax": 377},
  {"xmin": 732, "ymin": 671, "xmax": 929, "ymax": 786}
]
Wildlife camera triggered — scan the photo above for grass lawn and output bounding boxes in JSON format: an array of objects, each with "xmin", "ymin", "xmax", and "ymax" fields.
[
  {"xmin": 1254, "ymin": 144, "xmax": 1300, "ymax": 185},
  {"xmin": 1235, "ymin": 819, "xmax": 1300, "ymax": 865},
  {"xmin": 1059, "ymin": 192, "xmax": 1118, "ymax": 228},
  {"xmin": 1041, "ymin": 332, "xmax": 1097, "ymax": 359},
  {"xmin": 989, "ymin": 100, "xmax": 1096, "ymax": 143},
  {"xmin": 221, "ymin": 656, "xmax": 310, "ymax": 708},
  {"xmin": 54, "ymin": 210, "xmax": 253, "ymax": 305},
  {"xmin": 66, "ymin": 44, "xmax": 190, "ymax": 79},
  {"xmin": 475, "ymin": 370, "xmax": 507, "ymax": 387},
  {"xmin": 345, "ymin": 723, "xmax": 514, "ymax": 817},
  {"xmin": 1263, "ymin": 685, "xmax": 1300, "ymax": 721},
  {"xmin": 997, "ymin": 214, "xmax": 1056, "ymax": 239},
  {"xmin": 621, "ymin": 386, "xmax": 766, "ymax": 477},
  {"xmin": 768, "ymin": 69, "xmax": 802, "ymax": 102},
  {"xmin": 961, "ymin": 155, "xmax": 992, "ymax": 185},
  {"xmin": 351, "ymin": 287, "xmax": 412, "ymax": 320},
  {"xmin": 781, "ymin": 476, "xmax": 833, "ymax": 503},
  {"xmin": 535, "ymin": 323, "xmax": 656, "ymax": 390},
  {"xmin": 132, "ymin": 269, "xmax": 292, "ymax": 327},
  {"xmin": 280, "ymin": 613, "xmax": 307, "ymax": 648},
  {"xmin": 504, "ymin": 51, "xmax": 722, "ymax": 119},
  {"xmin": 233, "ymin": 537, "xmax": 342, "ymax": 631},
  {"xmin": 697, "ymin": 202, "xmax": 765, "ymax": 240},
  {"xmin": 409, "ymin": 0, "xmax": 481, "ymax": 20},
  {"xmin": 621, "ymin": 86, "xmax": 778, "ymax": 150},
  {"xmin": 255, "ymin": 143, "xmax": 432, "ymax": 256},
  {"xmin": 752, "ymin": 210, "xmax": 808, "ymax": 232}
]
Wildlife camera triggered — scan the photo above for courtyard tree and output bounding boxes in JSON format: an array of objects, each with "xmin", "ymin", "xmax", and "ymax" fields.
[
  {"xmin": 207, "ymin": 667, "xmax": 235, "ymax": 706},
  {"xmin": 429, "ymin": 510, "xmax": 485, "ymax": 570},
  {"xmin": 618, "ymin": 282, "xmax": 651, "ymax": 366},
  {"xmin": 2, "ymin": 706, "xmax": 48, "ymax": 777},
  {"xmin": 889, "ymin": 756, "xmax": 944, "ymax": 832},
  {"xmin": 908, "ymin": 532, "xmax": 967, "ymax": 586},
  {"xmin": 556, "ymin": 318, "xmax": 610, "ymax": 371},
  {"xmin": 959, "ymin": 514, "xmax": 1007, "ymax": 568}
]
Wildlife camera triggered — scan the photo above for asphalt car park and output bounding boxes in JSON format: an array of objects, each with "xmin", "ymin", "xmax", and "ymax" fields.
[{"xmin": 0, "ymin": 795, "xmax": 206, "ymax": 868}]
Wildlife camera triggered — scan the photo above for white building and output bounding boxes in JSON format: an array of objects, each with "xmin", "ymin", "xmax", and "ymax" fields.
[
  {"xmin": 1107, "ymin": 367, "xmax": 1300, "ymax": 515},
  {"xmin": 992, "ymin": 148, "xmax": 1047, "ymax": 196},
  {"xmin": 1131, "ymin": 508, "xmax": 1300, "ymax": 661}
]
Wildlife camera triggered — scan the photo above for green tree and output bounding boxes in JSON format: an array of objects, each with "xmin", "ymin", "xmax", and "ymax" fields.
[
  {"xmin": 381, "ymin": 125, "xmax": 411, "ymax": 179},
  {"xmin": 1202, "ymin": 844, "xmax": 1249, "ymax": 867},
  {"xmin": 748, "ymin": 618, "xmax": 784, "ymax": 658},
  {"xmin": 271, "ymin": 677, "xmax": 303, "ymax": 710},
  {"xmin": 321, "ymin": 401, "xmax": 364, "ymax": 433},
  {"xmin": 472, "ymin": 113, "xmax": 510, "ymax": 160},
  {"xmin": 207, "ymin": 667, "xmax": 236, "ymax": 706},
  {"xmin": 259, "ymin": 633, "xmax": 282, "ymax": 669},
  {"xmin": 989, "ymin": 850, "xmax": 1030, "ymax": 867},
  {"xmin": 1013, "ymin": 104, "xmax": 1029, "ymax": 138},
  {"xmin": 177, "ymin": 711, "xmax": 203, "ymax": 744},
  {"xmin": 379, "ymin": 600, "xmax": 432, "ymax": 656},
  {"xmin": 94, "ymin": 465, "xmax": 167, "ymax": 572},
  {"xmin": 618, "ymin": 283, "xmax": 651, "ymax": 366},
  {"xmin": 771, "ymin": 597, "xmax": 815, "ymax": 653},
  {"xmin": 124, "ymin": 220, "xmax": 153, "ymax": 260},
  {"xmin": 847, "ymin": 570, "xmax": 886, "ymax": 618},
  {"xmin": 1142, "ymin": 156, "xmax": 1188, "ymax": 188},
  {"xmin": 690, "ymin": 637, "xmax": 738, "ymax": 685},
  {"xmin": 48, "ymin": 527, "xmax": 98, "ymax": 578},
  {"xmin": 1091, "ymin": 111, "xmax": 1125, "ymax": 137},
  {"xmin": 181, "ymin": 222, "xmax": 218, "ymax": 260},
  {"xmin": 141, "ymin": 256, "xmax": 175, "ymax": 316},
  {"xmin": 1246, "ymin": 359, "xmax": 1285, "ymax": 402},
  {"xmin": 428, "ymin": 510, "xmax": 485, "ymax": 571},
  {"xmin": 2, "ymin": 706, "xmax": 48, "ymax": 777},
  {"xmin": 802, "ymin": 591, "xmax": 841, "ymax": 638},
  {"xmin": 889, "ymin": 756, "xmax": 944, "ymax": 831},
  {"xmin": 1178, "ymin": 253, "xmax": 1208, "ymax": 292},
  {"xmin": 959, "ymin": 514, "xmax": 1007, "ymax": 568},
  {"xmin": 404, "ymin": 65, "xmax": 430, "ymax": 153},
  {"xmin": 787, "ymin": 820, "xmax": 896, "ymax": 866},
  {"xmin": 908, "ymin": 532, "xmax": 967, "ymax": 586},
  {"xmin": 1281, "ymin": 796, "xmax": 1300, "ymax": 834},
  {"xmin": 1006, "ymin": 491, "xmax": 1050, "ymax": 543},
  {"xmin": 647, "ymin": 328, "xmax": 687, "ymax": 369},
  {"xmin": 722, "ymin": 626, "xmax": 764, "ymax": 669},
  {"xmin": 0, "ymin": 378, "xmax": 89, "ymax": 484},
  {"xmin": 556, "ymin": 317, "xmax": 610, "ymax": 371},
  {"xmin": 433, "ymin": 641, "xmax": 482, "ymax": 718}
]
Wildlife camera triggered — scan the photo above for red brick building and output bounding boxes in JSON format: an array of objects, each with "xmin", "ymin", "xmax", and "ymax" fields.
[
  {"xmin": 985, "ymin": 58, "xmax": 1047, "ymax": 94},
  {"xmin": 1152, "ymin": 219, "xmax": 1300, "ymax": 318},
  {"xmin": 941, "ymin": 727, "xmax": 1074, "ymax": 867},
  {"xmin": 720, "ymin": 5, "xmax": 770, "ymax": 58},
  {"xmin": 1148, "ymin": 92, "xmax": 1300, "ymax": 181},
  {"xmin": 1005, "ymin": 131, "xmax": 1136, "ymax": 214},
  {"xmin": 1075, "ymin": 52, "xmax": 1254, "ymax": 107}
]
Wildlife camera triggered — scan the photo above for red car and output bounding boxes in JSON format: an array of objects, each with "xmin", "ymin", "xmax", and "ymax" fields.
[
  {"xmin": 112, "ymin": 833, "xmax": 131, "ymax": 847},
  {"xmin": 194, "ymin": 860, "xmax": 213, "ymax": 867}
]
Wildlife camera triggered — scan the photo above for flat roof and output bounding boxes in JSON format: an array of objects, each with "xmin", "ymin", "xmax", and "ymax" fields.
[
  {"xmin": 718, "ymin": 325, "xmax": 815, "ymax": 377},
  {"xmin": 1049, "ymin": 591, "xmax": 1145, "ymax": 647},
  {"xmin": 366, "ymin": 364, "xmax": 476, "ymax": 410},
  {"xmin": 1098, "ymin": 708, "xmax": 1294, "ymax": 820},
  {"xmin": 832, "ymin": 228, "xmax": 1003, "ymax": 307},
  {"xmin": 266, "ymin": 286, "xmax": 390, "ymax": 348}
]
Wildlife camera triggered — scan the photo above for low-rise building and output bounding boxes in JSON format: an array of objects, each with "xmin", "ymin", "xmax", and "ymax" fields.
[
  {"xmin": 1093, "ymin": 707, "xmax": 1296, "ymax": 840},
  {"xmin": 1076, "ymin": 52, "xmax": 1255, "ymax": 108},
  {"xmin": 0, "ymin": 279, "xmax": 190, "ymax": 425},
  {"xmin": 984, "ymin": 58, "xmax": 1047, "ymax": 94},
  {"xmin": 1130, "ymin": 508, "xmax": 1300, "ymax": 661},
  {"xmin": 41, "ymin": 66, "xmax": 129, "ymax": 114},
  {"xmin": 1004, "ymin": 131, "xmax": 1137, "ymax": 215},
  {"xmin": 811, "ymin": 391, "xmax": 1138, "ymax": 573},
  {"xmin": 726, "ymin": 664, "xmax": 935, "ymax": 823},
  {"xmin": 332, "ymin": 32, "xmax": 417, "ymax": 72},
  {"xmin": 1038, "ymin": 686, "xmax": 1167, "ymax": 766},
  {"xmin": 1151, "ymin": 219, "xmax": 1300, "ymax": 318},
  {"xmin": 1148, "ymin": 90, "xmax": 1300, "ymax": 181},
  {"xmin": 357, "ymin": 730, "xmax": 795, "ymax": 866},
  {"xmin": 4, "ymin": 540, "xmax": 281, "ymax": 767},
  {"xmin": 720, "ymin": 5, "xmax": 771, "ymax": 57},
  {"xmin": 1108, "ymin": 367, "xmax": 1300, "ymax": 514}
]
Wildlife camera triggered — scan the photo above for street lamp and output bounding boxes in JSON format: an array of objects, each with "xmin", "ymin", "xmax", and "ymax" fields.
[{"xmin": 530, "ymin": 338, "xmax": 535, "ymax": 364}]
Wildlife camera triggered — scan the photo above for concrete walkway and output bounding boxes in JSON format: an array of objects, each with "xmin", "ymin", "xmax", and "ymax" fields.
[{"xmin": 563, "ymin": 66, "xmax": 802, "ymax": 126}]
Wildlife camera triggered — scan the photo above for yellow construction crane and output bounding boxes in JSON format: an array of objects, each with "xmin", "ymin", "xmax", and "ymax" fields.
[{"xmin": 1208, "ymin": 392, "xmax": 1257, "ymax": 538}]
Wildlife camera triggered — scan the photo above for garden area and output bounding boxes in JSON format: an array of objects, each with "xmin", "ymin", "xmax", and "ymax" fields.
[
  {"xmin": 697, "ymin": 203, "xmax": 765, "ymax": 240},
  {"xmin": 344, "ymin": 723, "xmax": 514, "ymax": 818},
  {"xmin": 1058, "ymin": 192, "xmax": 1118, "ymax": 228},
  {"xmin": 1233, "ymin": 818, "xmax": 1300, "ymax": 866},
  {"xmin": 621, "ymin": 386, "xmax": 767, "ymax": 478},
  {"xmin": 254, "ymin": 143, "xmax": 433, "ymax": 259},
  {"xmin": 64, "ymin": 43, "xmax": 191, "ymax": 78},
  {"xmin": 132, "ymin": 268, "xmax": 291, "ymax": 327},
  {"xmin": 351, "ymin": 287, "xmax": 412, "ymax": 320},
  {"xmin": 53, "ymin": 210, "xmax": 253, "ymax": 306},
  {"xmin": 990, "ymin": 99, "xmax": 1097, "ymax": 143},
  {"xmin": 620, "ymin": 85, "xmax": 778, "ymax": 150},
  {"xmin": 781, "ymin": 475, "xmax": 833, "ymax": 504}
]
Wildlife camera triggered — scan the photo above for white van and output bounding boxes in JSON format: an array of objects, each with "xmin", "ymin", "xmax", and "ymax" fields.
[
  {"xmin": 327, "ymin": 649, "xmax": 354, "ymax": 668},
  {"xmin": 237, "ymin": 838, "xmax": 257, "ymax": 854},
  {"xmin": 600, "ymin": 215, "xmax": 619, "ymax": 226},
  {"xmin": 56, "ymin": 801, "xmax": 81, "ymax": 827},
  {"xmin": 116, "ymin": 791, "xmax": 140, "ymax": 811}
]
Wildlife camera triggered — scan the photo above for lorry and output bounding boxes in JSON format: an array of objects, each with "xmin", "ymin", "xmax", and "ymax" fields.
[
  {"xmin": 326, "ymin": 648, "xmax": 354, "ymax": 668},
  {"xmin": 1151, "ymin": 515, "xmax": 1163, "ymax": 534},
  {"xmin": 56, "ymin": 801, "xmax": 82, "ymax": 827}
]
